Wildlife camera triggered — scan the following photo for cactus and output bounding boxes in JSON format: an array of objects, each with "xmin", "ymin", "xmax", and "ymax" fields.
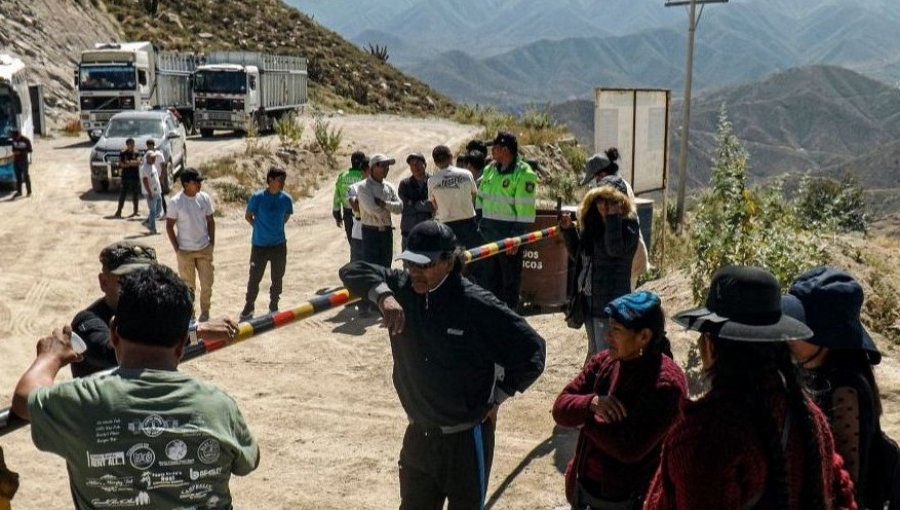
[{"xmin": 367, "ymin": 44, "xmax": 389, "ymax": 63}]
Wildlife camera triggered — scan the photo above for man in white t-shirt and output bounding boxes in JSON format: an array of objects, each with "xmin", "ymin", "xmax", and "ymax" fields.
[
  {"xmin": 166, "ymin": 168, "xmax": 216, "ymax": 321},
  {"xmin": 428, "ymin": 145, "xmax": 487, "ymax": 285},
  {"xmin": 139, "ymin": 140, "xmax": 166, "ymax": 234}
]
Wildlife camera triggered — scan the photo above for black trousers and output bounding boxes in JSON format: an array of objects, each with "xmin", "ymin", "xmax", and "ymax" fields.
[
  {"xmin": 243, "ymin": 242, "xmax": 287, "ymax": 310},
  {"xmin": 487, "ymin": 249, "xmax": 524, "ymax": 310},
  {"xmin": 14, "ymin": 161, "xmax": 30, "ymax": 195},
  {"xmin": 116, "ymin": 179, "xmax": 141, "ymax": 214},
  {"xmin": 445, "ymin": 217, "xmax": 488, "ymax": 288},
  {"xmin": 342, "ymin": 207, "xmax": 354, "ymax": 244},
  {"xmin": 399, "ymin": 421, "xmax": 495, "ymax": 510},
  {"xmin": 362, "ymin": 226, "xmax": 393, "ymax": 268}
]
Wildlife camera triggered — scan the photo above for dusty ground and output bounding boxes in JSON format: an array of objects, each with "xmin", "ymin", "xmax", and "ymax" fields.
[{"xmin": 0, "ymin": 113, "xmax": 898, "ymax": 510}]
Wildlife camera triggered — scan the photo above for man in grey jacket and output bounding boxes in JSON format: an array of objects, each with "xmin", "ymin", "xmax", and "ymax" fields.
[{"xmin": 356, "ymin": 153, "xmax": 403, "ymax": 269}]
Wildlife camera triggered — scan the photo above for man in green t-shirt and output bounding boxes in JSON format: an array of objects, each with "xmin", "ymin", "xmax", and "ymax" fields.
[
  {"xmin": 12, "ymin": 265, "xmax": 259, "ymax": 510},
  {"xmin": 332, "ymin": 151, "xmax": 368, "ymax": 249}
]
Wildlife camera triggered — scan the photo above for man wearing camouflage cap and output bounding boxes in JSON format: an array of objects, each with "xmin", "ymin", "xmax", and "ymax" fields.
[
  {"xmin": 70, "ymin": 241, "xmax": 238, "ymax": 377},
  {"xmin": 70, "ymin": 241, "xmax": 158, "ymax": 377}
]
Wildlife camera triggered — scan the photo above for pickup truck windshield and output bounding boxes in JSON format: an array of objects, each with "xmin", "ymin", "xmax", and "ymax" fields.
[
  {"xmin": 105, "ymin": 118, "xmax": 164, "ymax": 139},
  {"xmin": 194, "ymin": 70, "xmax": 247, "ymax": 94},
  {"xmin": 79, "ymin": 65, "xmax": 137, "ymax": 91}
]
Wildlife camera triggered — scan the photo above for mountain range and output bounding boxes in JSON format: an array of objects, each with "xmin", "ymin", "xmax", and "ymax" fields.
[
  {"xmin": 552, "ymin": 65, "xmax": 900, "ymax": 194},
  {"xmin": 399, "ymin": 0, "xmax": 900, "ymax": 107}
]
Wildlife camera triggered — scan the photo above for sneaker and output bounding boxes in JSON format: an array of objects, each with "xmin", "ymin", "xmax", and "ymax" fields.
[
  {"xmin": 113, "ymin": 212, "xmax": 122, "ymax": 218},
  {"xmin": 140, "ymin": 219, "xmax": 149, "ymax": 227},
  {"xmin": 129, "ymin": 211, "xmax": 139, "ymax": 217},
  {"xmin": 11, "ymin": 192, "xmax": 21, "ymax": 198},
  {"xmin": 268, "ymin": 301, "xmax": 279, "ymax": 313},
  {"xmin": 239, "ymin": 305, "xmax": 254, "ymax": 321},
  {"xmin": 198, "ymin": 312, "xmax": 210, "ymax": 322}
]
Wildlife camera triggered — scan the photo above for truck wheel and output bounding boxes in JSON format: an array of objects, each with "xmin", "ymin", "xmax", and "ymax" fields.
[
  {"xmin": 200, "ymin": 128, "xmax": 214, "ymax": 138},
  {"xmin": 91, "ymin": 178, "xmax": 109, "ymax": 193},
  {"xmin": 88, "ymin": 133, "xmax": 101, "ymax": 143}
]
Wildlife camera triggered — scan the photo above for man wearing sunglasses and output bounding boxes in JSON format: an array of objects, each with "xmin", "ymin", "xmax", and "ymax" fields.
[{"xmin": 339, "ymin": 220, "xmax": 546, "ymax": 510}]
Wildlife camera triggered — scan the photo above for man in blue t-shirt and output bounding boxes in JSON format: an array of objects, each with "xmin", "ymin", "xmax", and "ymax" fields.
[{"xmin": 240, "ymin": 167, "xmax": 294, "ymax": 320}]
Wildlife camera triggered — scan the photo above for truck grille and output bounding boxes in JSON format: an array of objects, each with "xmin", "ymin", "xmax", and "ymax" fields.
[
  {"xmin": 204, "ymin": 98, "xmax": 234, "ymax": 111},
  {"xmin": 80, "ymin": 96, "xmax": 136, "ymax": 111}
]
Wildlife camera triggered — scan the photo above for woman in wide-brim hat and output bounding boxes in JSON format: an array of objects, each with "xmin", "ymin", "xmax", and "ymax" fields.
[
  {"xmin": 643, "ymin": 265, "xmax": 857, "ymax": 510},
  {"xmin": 553, "ymin": 291, "xmax": 687, "ymax": 510},
  {"xmin": 782, "ymin": 266, "xmax": 884, "ymax": 508},
  {"xmin": 560, "ymin": 175, "xmax": 640, "ymax": 364}
]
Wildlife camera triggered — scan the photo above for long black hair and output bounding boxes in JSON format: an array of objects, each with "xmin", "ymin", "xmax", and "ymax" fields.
[{"xmin": 706, "ymin": 336, "xmax": 827, "ymax": 510}]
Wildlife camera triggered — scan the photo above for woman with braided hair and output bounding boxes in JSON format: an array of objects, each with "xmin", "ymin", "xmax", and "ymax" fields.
[
  {"xmin": 643, "ymin": 266, "xmax": 857, "ymax": 510},
  {"xmin": 554, "ymin": 291, "xmax": 687, "ymax": 510}
]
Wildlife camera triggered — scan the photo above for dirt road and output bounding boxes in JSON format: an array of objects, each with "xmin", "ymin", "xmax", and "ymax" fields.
[
  {"xmin": 1, "ymin": 113, "xmax": 898, "ymax": 509},
  {"xmin": 0, "ymin": 114, "xmax": 587, "ymax": 510}
]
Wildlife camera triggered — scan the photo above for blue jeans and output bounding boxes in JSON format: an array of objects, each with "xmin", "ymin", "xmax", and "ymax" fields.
[
  {"xmin": 146, "ymin": 195, "xmax": 162, "ymax": 232},
  {"xmin": 584, "ymin": 315, "xmax": 610, "ymax": 358}
]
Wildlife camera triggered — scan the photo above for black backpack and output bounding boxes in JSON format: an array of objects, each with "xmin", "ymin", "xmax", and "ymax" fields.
[{"xmin": 867, "ymin": 431, "xmax": 900, "ymax": 510}]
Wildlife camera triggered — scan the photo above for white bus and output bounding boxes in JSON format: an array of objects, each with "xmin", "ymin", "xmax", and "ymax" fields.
[{"xmin": 0, "ymin": 54, "xmax": 34, "ymax": 187}]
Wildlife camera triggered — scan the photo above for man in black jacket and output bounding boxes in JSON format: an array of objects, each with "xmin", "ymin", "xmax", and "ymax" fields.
[{"xmin": 339, "ymin": 220, "xmax": 546, "ymax": 510}]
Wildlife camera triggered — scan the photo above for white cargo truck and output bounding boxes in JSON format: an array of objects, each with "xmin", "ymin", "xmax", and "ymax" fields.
[
  {"xmin": 193, "ymin": 52, "xmax": 307, "ymax": 137},
  {"xmin": 0, "ymin": 54, "xmax": 34, "ymax": 187},
  {"xmin": 76, "ymin": 42, "xmax": 197, "ymax": 141}
]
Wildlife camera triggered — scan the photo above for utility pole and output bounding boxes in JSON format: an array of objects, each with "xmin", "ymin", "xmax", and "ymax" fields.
[{"xmin": 666, "ymin": 0, "xmax": 728, "ymax": 230}]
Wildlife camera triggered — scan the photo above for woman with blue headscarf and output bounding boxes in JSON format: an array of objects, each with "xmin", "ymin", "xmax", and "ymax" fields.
[{"xmin": 553, "ymin": 291, "xmax": 687, "ymax": 510}]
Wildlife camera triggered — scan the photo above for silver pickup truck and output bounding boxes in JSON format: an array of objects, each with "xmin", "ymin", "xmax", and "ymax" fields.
[{"xmin": 89, "ymin": 110, "xmax": 186, "ymax": 193}]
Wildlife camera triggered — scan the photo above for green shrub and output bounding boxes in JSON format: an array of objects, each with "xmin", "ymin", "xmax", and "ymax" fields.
[
  {"xmin": 862, "ymin": 253, "xmax": 900, "ymax": 346},
  {"xmin": 312, "ymin": 110, "xmax": 343, "ymax": 169},
  {"xmin": 560, "ymin": 144, "xmax": 587, "ymax": 174},
  {"xmin": 689, "ymin": 106, "xmax": 827, "ymax": 302},
  {"xmin": 211, "ymin": 182, "xmax": 252, "ymax": 204},
  {"xmin": 794, "ymin": 172, "xmax": 868, "ymax": 233},
  {"xmin": 274, "ymin": 112, "xmax": 305, "ymax": 148}
]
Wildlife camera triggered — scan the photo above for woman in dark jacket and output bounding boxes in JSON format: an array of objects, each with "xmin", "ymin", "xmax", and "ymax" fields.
[
  {"xmin": 560, "ymin": 175, "xmax": 639, "ymax": 362},
  {"xmin": 782, "ymin": 266, "xmax": 884, "ymax": 508},
  {"xmin": 553, "ymin": 291, "xmax": 687, "ymax": 510},
  {"xmin": 644, "ymin": 266, "xmax": 857, "ymax": 510}
]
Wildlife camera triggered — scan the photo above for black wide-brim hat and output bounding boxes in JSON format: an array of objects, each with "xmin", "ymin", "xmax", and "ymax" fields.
[
  {"xmin": 786, "ymin": 265, "xmax": 881, "ymax": 364},
  {"xmin": 674, "ymin": 265, "xmax": 812, "ymax": 342}
]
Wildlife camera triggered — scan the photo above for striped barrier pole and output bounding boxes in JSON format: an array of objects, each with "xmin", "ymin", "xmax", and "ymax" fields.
[{"xmin": 0, "ymin": 225, "xmax": 560, "ymax": 436}]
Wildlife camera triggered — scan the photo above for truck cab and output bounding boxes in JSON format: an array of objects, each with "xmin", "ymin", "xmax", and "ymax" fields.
[
  {"xmin": 193, "ymin": 64, "xmax": 260, "ymax": 137},
  {"xmin": 76, "ymin": 42, "xmax": 154, "ymax": 142}
]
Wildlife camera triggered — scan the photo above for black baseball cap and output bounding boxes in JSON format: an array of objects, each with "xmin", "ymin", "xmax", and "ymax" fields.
[
  {"xmin": 406, "ymin": 152, "xmax": 426, "ymax": 165},
  {"xmin": 179, "ymin": 167, "xmax": 205, "ymax": 183},
  {"xmin": 100, "ymin": 241, "xmax": 157, "ymax": 275},
  {"xmin": 397, "ymin": 221, "xmax": 458, "ymax": 265},
  {"xmin": 490, "ymin": 131, "xmax": 518, "ymax": 151}
]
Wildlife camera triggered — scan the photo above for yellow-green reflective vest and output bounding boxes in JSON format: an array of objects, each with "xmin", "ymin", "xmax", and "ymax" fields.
[{"xmin": 477, "ymin": 156, "xmax": 537, "ymax": 224}]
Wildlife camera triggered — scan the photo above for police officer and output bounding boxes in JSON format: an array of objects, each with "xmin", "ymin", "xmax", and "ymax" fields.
[
  {"xmin": 477, "ymin": 131, "xmax": 537, "ymax": 309},
  {"xmin": 339, "ymin": 220, "xmax": 546, "ymax": 510},
  {"xmin": 333, "ymin": 151, "xmax": 368, "ymax": 248}
]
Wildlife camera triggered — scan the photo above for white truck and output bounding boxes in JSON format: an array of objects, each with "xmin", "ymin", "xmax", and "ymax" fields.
[
  {"xmin": 76, "ymin": 42, "xmax": 197, "ymax": 141},
  {"xmin": 193, "ymin": 51, "xmax": 307, "ymax": 137},
  {"xmin": 0, "ymin": 54, "xmax": 34, "ymax": 187}
]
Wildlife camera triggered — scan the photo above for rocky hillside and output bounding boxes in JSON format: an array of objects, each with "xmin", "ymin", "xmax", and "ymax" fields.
[
  {"xmin": 103, "ymin": 0, "xmax": 454, "ymax": 115},
  {"xmin": 0, "ymin": 0, "xmax": 455, "ymax": 127},
  {"xmin": 0, "ymin": 0, "xmax": 121, "ymax": 124}
]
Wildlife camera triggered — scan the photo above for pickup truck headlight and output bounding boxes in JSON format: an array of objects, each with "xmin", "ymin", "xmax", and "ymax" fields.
[{"xmin": 90, "ymin": 151, "xmax": 104, "ymax": 162}]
